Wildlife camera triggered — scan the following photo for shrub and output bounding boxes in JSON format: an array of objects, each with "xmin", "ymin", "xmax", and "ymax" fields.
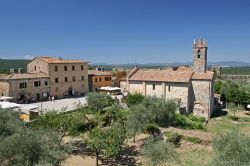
[
  {"xmin": 210, "ymin": 130, "xmax": 250, "ymax": 166},
  {"xmin": 188, "ymin": 114, "xmax": 206, "ymax": 123},
  {"xmin": 184, "ymin": 136, "xmax": 202, "ymax": 144},
  {"xmin": 145, "ymin": 124, "xmax": 161, "ymax": 136},
  {"xmin": 174, "ymin": 113, "xmax": 206, "ymax": 130},
  {"xmin": 126, "ymin": 93, "xmax": 144, "ymax": 107},
  {"xmin": 165, "ymin": 132, "xmax": 183, "ymax": 147}
]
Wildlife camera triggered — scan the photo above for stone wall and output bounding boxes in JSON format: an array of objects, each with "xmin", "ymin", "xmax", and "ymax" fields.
[
  {"xmin": 27, "ymin": 58, "xmax": 49, "ymax": 75},
  {"xmin": 48, "ymin": 63, "xmax": 89, "ymax": 97},
  {"xmin": 0, "ymin": 81, "xmax": 9, "ymax": 96},
  {"xmin": 191, "ymin": 80, "xmax": 214, "ymax": 118},
  {"xmin": 9, "ymin": 78, "xmax": 50, "ymax": 100}
]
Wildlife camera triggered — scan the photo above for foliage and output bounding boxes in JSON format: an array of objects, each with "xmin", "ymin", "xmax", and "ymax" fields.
[
  {"xmin": 86, "ymin": 123, "xmax": 126, "ymax": 166},
  {"xmin": 145, "ymin": 124, "xmax": 161, "ymax": 136},
  {"xmin": 165, "ymin": 132, "xmax": 183, "ymax": 147},
  {"xmin": 188, "ymin": 114, "xmax": 206, "ymax": 123},
  {"xmin": 126, "ymin": 93, "xmax": 144, "ymax": 107},
  {"xmin": 142, "ymin": 137, "xmax": 178, "ymax": 166},
  {"xmin": 184, "ymin": 136, "xmax": 202, "ymax": 144},
  {"xmin": 0, "ymin": 59, "xmax": 30, "ymax": 74},
  {"xmin": 174, "ymin": 114, "xmax": 206, "ymax": 130},
  {"xmin": 220, "ymin": 80, "xmax": 250, "ymax": 109},
  {"xmin": 0, "ymin": 108, "xmax": 68, "ymax": 166},
  {"xmin": 86, "ymin": 92, "xmax": 115, "ymax": 112},
  {"xmin": 127, "ymin": 104, "xmax": 150, "ymax": 142},
  {"xmin": 210, "ymin": 130, "xmax": 250, "ymax": 166},
  {"xmin": 221, "ymin": 67, "xmax": 250, "ymax": 75},
  {"xmin": 30, "ymin": 110, "xmax": 87, "ymax": 141},
  {"xmin": 141, "ymin": 96, "xmax": 177, "ymax": 126},
  {"xmin": 215, "ymin": 80, "xmax": 223, "ymax": 94}
]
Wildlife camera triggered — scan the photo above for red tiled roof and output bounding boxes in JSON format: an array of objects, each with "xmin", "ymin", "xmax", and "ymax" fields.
[
  {"xmin": 38, "ymin": 56, "xmax": 87, "ymax": 64},
  {"xmin": 0, "ymin": 72, "xmax": 49, "ymax": 80},
  {"xmin": 192, "ymin": 71, "xmax": 214, "ymax": 80},
  {"xmin": 127, "ymin": 68, "xmax": 193, "ymax": 83},
  {"xmin": 88, "ymin": 70, "xmax": 113, "ymax": 76}
]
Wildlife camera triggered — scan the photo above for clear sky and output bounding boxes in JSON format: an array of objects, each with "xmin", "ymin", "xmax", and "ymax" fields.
[{"xmin": 0, "ymin": 0, "xmax": 249, "ymax": 64}]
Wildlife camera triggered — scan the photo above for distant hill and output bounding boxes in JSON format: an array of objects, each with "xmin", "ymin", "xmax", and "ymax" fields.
[
  {"xmin": 0, "ymin": 59, "xmax": 31, "ymax": 73},
  {"xmin": 90, "ymin": 61, "xmax": 250, "ymax": 68}
]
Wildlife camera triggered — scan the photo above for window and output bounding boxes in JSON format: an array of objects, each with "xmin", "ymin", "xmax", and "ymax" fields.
[
  {"xmin": 99, "ymin": 78, "xmax": 102, "ymax": 82},
  {"xmin": 72, "ymin": 76, "xmax": 76, "ymax": 82},
  {"xmin": 152, "ymin": 83, "xmax": 155, "ymax": 90},
  {"xmin": 64, "ymin": 66, "xmax": 67, "ymax": 71},
  {"xmin": 19, "ymin": 82, "xmax": 27, "ymax": 89},
  {"xmin": 72, "ymin": 65, "xmax": 75, "ymax": 71},
  {"xmin": 81, "ymin": 65, "xmax": 84, "ymax": 70},
  {"xmin": 197, "ymin": 50, "xmax": 201, "ymax": 58},
  {"xmin": 105, "ymin": 77, "xmax": 111, "ymax": 81},
  {"xmin": 168, "ymin": 85, "xmax": 171, "ymax": 92},
  {"xmin": 55, "ymin": 78, "xmax": 58, "ymax": 83},
  {"xmin": 34, "ymin": 81, "xmax": 41, "ymax": 87},
  {"xmin": 45, "ymin": 81, "xmax": 48, "ymax": 86},
  {"xmin": 81, "ymin": 76, "xmax": 84, "ymax": 80},
  {"xmin": 95, "ymin": 78, "xmax": 98, "ymax": 82},
  {"xmin": 65, "ymin": 77, "xmax": 68, "ymax": 82},
  {"xmin": 34, "ymin": 66, "xmax": 37, "ymax": 71},
  {"xmin": 55, "ymin": 66, "xmax": 58, "ymax": 71},
  {"xmin": 1, "ymin": 93, "xmax": 3, "ymax": 96}
]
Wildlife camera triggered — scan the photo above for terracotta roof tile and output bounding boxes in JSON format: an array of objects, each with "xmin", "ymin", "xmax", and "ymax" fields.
[
  {"xmin": 0, "ymin": 73, "xmax": 49, "ymax": 80},
  {"xmin": 38, "ymin": 56, "xmax": 87, "ymax": 64},
  {"xmin": 192, "ymin": 71, "xmax": 214, "ymax": 80},
  {"xmin": 127, "ymin": 68, "xmax": 193, "ymax": 83},
  {"xmin": 88, "ymin": 70, "xmax": 113, "ymax": 76}
]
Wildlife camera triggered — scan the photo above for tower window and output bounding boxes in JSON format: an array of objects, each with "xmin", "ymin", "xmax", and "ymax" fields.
[
  {"xmin": 197, "ymin": 50, "xmax": 201, "ymax": 58},
  {"xmin": 55, "ymin": 66, "xmax": 58, "ymax": 71},
  {"xmin": 64, "ymin": 66, "xmax": 67, "ymax": 71}
]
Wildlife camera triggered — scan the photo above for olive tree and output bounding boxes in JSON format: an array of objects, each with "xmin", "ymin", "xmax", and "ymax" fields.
[
  {"xmin": 142, "ymin": 137, "xmax": 178, "ymax": 166},
  {"xmin": 210, "ymin": 130, "xmax": 250, "ymax": 166}
]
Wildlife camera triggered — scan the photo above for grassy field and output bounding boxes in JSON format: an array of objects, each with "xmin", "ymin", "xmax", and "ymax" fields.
[{"xmin": 176, "ymin": 109, "xmax": 250, "ymax": 166}]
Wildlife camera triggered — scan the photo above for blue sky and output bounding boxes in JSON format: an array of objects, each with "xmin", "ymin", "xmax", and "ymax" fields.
[{"xmin": 0, "ymin": 0, "xmax": 249, "ymax": 64}]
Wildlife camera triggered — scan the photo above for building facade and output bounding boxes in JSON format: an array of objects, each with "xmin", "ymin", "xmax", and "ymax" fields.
[
  {"xmin": 0, "ymin": 73, "xmax": 49, "ymax": 102},
  {"xmin": 0, "ymin": 56, "xmax": 89, "ymax": 102},
  {"xmin": 88, "ymin": 68, "xmax": 113, "ymax": 91},
  {"xmin": 120, "ymin": 39, "xmax": 215, "ymax": 118},
  {"xmin": 27, "ymin": 57, "xmax": 89, "ymax": 98}
]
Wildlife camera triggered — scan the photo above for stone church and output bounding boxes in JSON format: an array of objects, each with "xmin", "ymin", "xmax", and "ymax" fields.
[{"xmin": 120, "ymin": 39, "xmax": 215, "ymax": 118}]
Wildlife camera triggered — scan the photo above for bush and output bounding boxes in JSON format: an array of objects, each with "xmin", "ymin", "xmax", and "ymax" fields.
[
  {"xmin": 126, "ymin": 93, "xmax": 144, "ymax": 107},
  {"xmin": 184, "ymin": 136, "xmax": 202, "ymax": 144},
  {"xmin": 165, "ymin": 132, "xmax": 183, "ymax": 147},
  {"xmin": 145, "ymin": 124, "xmax": 161, "ymax": 136},
  {"xmin": 174, "ymin": 114, "xmax": 206, "ymax": 130},
  {"xmin": 188, "ymin": 114, "xmax": 206, "ymax": 123},
  {"xmin": 86, "ymin": 92, "xmax": 115, "ymax": 112},
  {"xmin": 210, "ymin": 130, "xmax": 250, "ymax": 166}
]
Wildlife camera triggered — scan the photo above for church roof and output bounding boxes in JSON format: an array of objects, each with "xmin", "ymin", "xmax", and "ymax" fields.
[
  {"xmin": 127, "ymin": 67, "xmax": 193, "ymax": 83},
  {"xmin": 125, "ymin": 66, "xmax": 214, "ymax": 83}
]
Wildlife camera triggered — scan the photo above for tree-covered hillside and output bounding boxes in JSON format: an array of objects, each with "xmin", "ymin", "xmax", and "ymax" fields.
[
  {"xmin": 221, "ymin": 67, "xmax": 250, "ymax": 75},
  {"xmin": 0, "ymin": 59, "xmax": 30, "ymax": 73}
]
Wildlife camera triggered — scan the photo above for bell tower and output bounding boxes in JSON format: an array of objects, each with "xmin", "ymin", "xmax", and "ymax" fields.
[{"xmin": 193, "ymin": 38, "xmax": 207, "ymax": 73}]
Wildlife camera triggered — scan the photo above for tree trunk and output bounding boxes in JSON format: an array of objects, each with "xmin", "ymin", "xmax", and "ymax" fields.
[
  {"xmin": 133, "ymin": 135, "xmax": 136, "ymax": 143},
  {"xmin": 96, "ymin": 151, "xmax": 99, "ymax": 166}
]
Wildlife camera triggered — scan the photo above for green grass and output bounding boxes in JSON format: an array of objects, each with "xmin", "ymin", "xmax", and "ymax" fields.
[{"xmin": 177, "ymin": 149, "xmax": 212, "ymax": 166}]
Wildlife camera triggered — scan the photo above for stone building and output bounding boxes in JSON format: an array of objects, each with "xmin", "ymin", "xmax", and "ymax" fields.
[
  {"xmin": 0, "ymin": 73, "xmax": 49, "ymax": 102},
  {"xmin": 120, "ymin": 39, "xmax": 215, "ymax": 118},
  {"xmin": 27, "ymin": 57, "xmax": 89, "ymax": 98},
  {"xmin": 0, "ymin": 56, "xmax": 89, "ymax": 102},
  {"xmin": 88, "ymin": 68, "xmax": 113, "ymax": 91}
]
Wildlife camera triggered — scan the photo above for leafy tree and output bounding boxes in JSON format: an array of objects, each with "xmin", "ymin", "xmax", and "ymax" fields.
[
  {"xmin": 210, "ymin": 130, "xmax": 250, "ymax": 166},
  {"xmin": 86, "ymin": 123, "xmax": 126, "ymax": 166},
  {"xmin": 142, "ymin": 137, "xmax": 178, "ymax": 166},
  {"xmin": 86, "ymin": 92, "xmax": 115, "ymax": 112},
  {"xmin": 141, "ymin": 96, "xmax": 177, "ymax": 126},
  {"xmin": 126, "ymin": 93, "xmax": 144, "ymax": 107},
  {"xmin": 30, "ymin": 110, "xmax": 86, "ymax": 144},
  {"xmin": 215, "ymin": 80, "xmax": 223, "ymax": 94},
  {"xmin": 0, "ymin": 108, "xmax": 68, "ymax": 166},
  {"xmin": 127, "ymin": 104, "xmax": 150, "ymax": 142}
]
